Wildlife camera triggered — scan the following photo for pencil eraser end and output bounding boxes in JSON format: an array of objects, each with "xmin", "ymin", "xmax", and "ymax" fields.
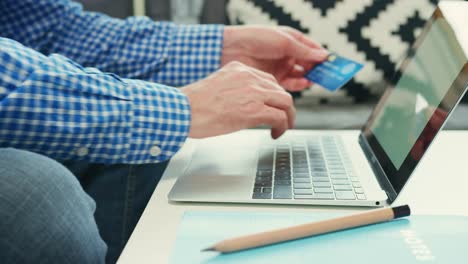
[{"xmin": 392, "ymin": 205, "xmax": 411, "ymax": 218}]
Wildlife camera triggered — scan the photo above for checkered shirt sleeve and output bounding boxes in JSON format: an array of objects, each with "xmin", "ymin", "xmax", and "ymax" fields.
[
  {"xmin": 0, "ymin": 0, "xmax": 225, "ymax": 164},
  {"xmin": 0, "ymin": 37, "xmax": 192, "ymax": 164},
  {"xmin": 0, "ymin": 0, "xmax": 224, "ymax": 86}
]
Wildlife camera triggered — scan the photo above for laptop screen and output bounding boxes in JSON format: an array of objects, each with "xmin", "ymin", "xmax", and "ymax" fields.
[{"xmin": 361, "ymin": 8, "xmax": 468, "ymax": 198}]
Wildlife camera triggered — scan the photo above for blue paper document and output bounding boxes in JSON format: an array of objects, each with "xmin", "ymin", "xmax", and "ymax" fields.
[
  {"xmin": 171, "ymin": 211, "xmax": 468, "ymax": 264},
  {"xmin": 305, "ymin": 53, "xmax": 363, "ymax": 91}
]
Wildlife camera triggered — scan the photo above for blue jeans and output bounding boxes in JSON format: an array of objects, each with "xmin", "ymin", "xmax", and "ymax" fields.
[{"xmin": 0, "ymin": 148, "xmax": 168, "ymax": 263}]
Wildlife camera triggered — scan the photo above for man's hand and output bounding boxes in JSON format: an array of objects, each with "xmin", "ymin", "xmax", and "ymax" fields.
[
  {"xmin": 221, "ymin": 26, "xmax": 328, "ymax": 92},
  {"xmin": 181, "ymin": 61, "xmax": 295, "ymax": 139}
]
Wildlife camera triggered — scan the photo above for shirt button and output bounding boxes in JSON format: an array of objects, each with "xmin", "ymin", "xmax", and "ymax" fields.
[
  {"xmin": 77, "ymin": 147, "xmax": 89, "ymax": 157},
  {"xmin": 149, "ymin": 146, "xmax": 161, "ymax": 157}
]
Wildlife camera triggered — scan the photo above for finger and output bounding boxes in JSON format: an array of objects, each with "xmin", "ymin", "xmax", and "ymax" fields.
[
  {"xmin": 252, "ymin": 105, "xmax": 289, "ymax": 139},
  {"xmin": 262, "ymin": 88, "xmax": 294, "ymax": 108},
  {"xmin": 287, "ymin": 102, "xmax": 296, "ymax": 129},
  {"xmin": 247, "ymin": 67, "xmax": 280, "ymax": 87},
  {"xmin": 253, "ymin": 70, "xmax": 287, "ymax": 92},
  {"xmin": 272, "ymin": 58, "xmax": 300, "ymax": 82},
  {"xmin": 426, "ymin": 108, "xmax": 447, "ymax": 129},
  {"xmin": 281, "ymin": 26, "xmax": 323, "ymax": 49},
  {"xmin": 411, "ymin": 140, "xmax": 424, "ymax": 160},
  {"xmin": 280, "ymin": 27, "xmax": 329, "ymax": 61},
  {"xmin": 279, "ymin": 60, "xmax": 316, "ymax": 78},
  {"xmin": 284, "ymin": 37, "xmax": 329, "ymax": 62},
  {"xmin": 252, "ymin": 86, "xmax": 295, "ymax": 129},
  {"xmin": 433, "ymin": 108, "xmax": 448, "ymax": 121},
  {"xmin": 233, "ymin": 62, "xmax": 279, "ymax": 84},
  {"xmin": 296, "ymin": 61, "xmax": 317, "ymax": 72},
  {"xmin": 431, "ymin": 111, "xmax": 445, "ymax": 128},
  {"xmin": 263, "ymin": 90, "xmax": 295, "ymax": 129},
  {"xmin": 271, "ymin": 122, "xmax": 288, "ymax": 139},
  {"xmin": 287, "ymin": 64, "xmax": 307, "ymax": 78},
  {"xmin": 280, "ymin": 78, "xmax": 312, "ymax": 92}
]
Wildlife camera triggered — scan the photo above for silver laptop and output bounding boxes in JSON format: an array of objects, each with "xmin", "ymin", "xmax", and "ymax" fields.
[{"xmin": 169, "ymin": 2, "xmax": 468, "ymax": 207}]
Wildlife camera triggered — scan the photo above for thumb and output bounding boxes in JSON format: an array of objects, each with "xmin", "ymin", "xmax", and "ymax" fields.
[{"xmin": 285, "ymin": 38, "xmax": 328, "ymax": 62}]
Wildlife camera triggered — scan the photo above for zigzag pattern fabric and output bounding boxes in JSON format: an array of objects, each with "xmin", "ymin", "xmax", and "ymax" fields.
[{"xmin": 227, "ymin": 0, "xmax": 461, "ymax": 102}]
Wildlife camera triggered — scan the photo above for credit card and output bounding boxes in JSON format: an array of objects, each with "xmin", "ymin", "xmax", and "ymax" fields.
[{"xmin": 305, "ymin": 53, "xmax": 363, "ymax": 91}]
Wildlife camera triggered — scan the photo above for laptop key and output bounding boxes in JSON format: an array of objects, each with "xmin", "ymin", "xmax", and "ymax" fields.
[
  {"xmin": 293, "ymin": 157, "xmax": 307, "ymax": 162},
  {"xmin": 252, "ymin": 192, "xmax": 272, "ymax": 199},
  {"xmin": 312, "ymin": 182, "xmax": 331, "ymax": 188},
  {"xmin": 293, "ymin": 183, "xmax": 312, "ymax": 189},
  {"xmin": 294, "ymin": 168, "xmax": 309, "ymax": 173},
  {"xmin": 293, "ymin": 150, "xmax": 306, "ymax": 154},
  {"xmin": 276, "ymin": 162, "xmax": 290, "ymax": 167},
  {"xmin": 293, "ymin": 164, "xmax": 308, "ymax": 169},
  {"xmin": 334, "ymin": 185, "xmax": 353, "ymax": 191},
  {"xmin": 354, "ymin": 187, "xmax": 364, "ymax": 194},
  {"xmin": 276, "ymin": 165, "xmax": 290, "ymax": 171},
  {"xmin": 309, "ymin": 157, "xmax": 323, "ymax": 163},
  {"xmin": 311, "ymin": 168, "xmax": 327, "ymax": 172},
  {"xmin": 356, "ymin": 193, "xmax": 367, "ymax": 200},
  {"xmin": 276, "ymin": 160, "xmax": 290, "ymax": 165},
  {"xmin": 293, "ymin": 173, "xmax": 310, "ymax": 178},
  {"xmin": 262, "ymin": 187, "xmax": 272, "ymax": 193},
  {"xmin": 310, "ymin": 165, "xmax": 327, "ymax": 170},
  {"xmin": 332, "ymin": 179, "xmax": 350, "ymax": 185},
  {"xmin": 275, "ymin": 176, "xmax": 291, "ymax": 181},
  {"xmin": 335, "ymin": 191, "xmax": 355, "ymax": 200},
  {"xmin": 311, "ymin": 172, "xmax": 328, "ymax": 177},
  {"xmin": 257, "ymin": 170, "xmax": 273, "ymax": 177},
  {"xmin": 330, "ymin": 173, "xmax": 348, "ymax": 179},
  {"xmin": 275, "ymin": 171, "xmax": 291, "ymax": 177},
  {"xmin": 255, "ymin": 176, "xmax": 272, "ymax": 182},
  {"xmin": 311, "ymin": 177, "xmax": 330, "ymax": 182},
  {"xmin": 294, "ymin": 189, "xmax": 313, "ymax": 195},
  {"xmin": 273, "ymin": 186, "xmax": 292, "ymax": 199},
  {"xmin": 274, "ymin": 180, "xmax": 291, "ymax": 186},
  {"xmin": 253, "ymin": 187, "xmax": 262, "ymax": 193},
  {"xmin": 257, "ymin": 164, "xmax": 273, "ymax": 170},
  {"xmin": 314, "ymin": 187, "xmax": 333, "ymax": 193},
  {"xmin": 294, "ymin": 194, "xmax": 315, "ymax": 199},
  {"xmin": 254, "ymin": 182, "xmax": 272, "ymax": 187},
  {"xmin": 293, "ymin": 161, "xmax": 307, "ymax": 166},
  {"xmin": 293, "ymin": 178, "xmax": 311, "ymax": 183},
  {"xmin": 327, "ymin": 163, "xmax": 343, "ymax": 168},
  {"xmin": 315, "ymin": 193, "xmax": 335, "ymax": 200},
  {"xmin": 328, "ymin": 167, "xmax": 346, "ymax": 171},
  {"xmin": 352, "ymin": 182, "xmax": 362, "ymax": 188}
]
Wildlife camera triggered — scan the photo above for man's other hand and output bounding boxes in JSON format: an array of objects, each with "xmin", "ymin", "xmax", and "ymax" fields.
[
  {"xmin": 182, "ymin": 61, "xmax": 295, "ymax": 139},
  {"xmin": 221, "ymin": 26, "xmax": 328, "ymax": 92}
]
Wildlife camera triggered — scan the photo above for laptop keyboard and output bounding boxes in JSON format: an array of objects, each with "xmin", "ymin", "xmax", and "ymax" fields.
[{"xmin": 253, "ymin": 135, "xmax": 366, "ymax": 201}]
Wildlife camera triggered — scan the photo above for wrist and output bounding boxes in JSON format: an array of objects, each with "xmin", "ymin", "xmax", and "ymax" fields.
[{"xmin": 221, "ymin": 26, "xmax": 244, "ymax": 66}]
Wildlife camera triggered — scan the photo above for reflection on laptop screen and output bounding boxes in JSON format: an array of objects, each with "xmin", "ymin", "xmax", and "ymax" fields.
[
  {"xmin": 370, "ymin": 18, "xmax": 466, "ymax": 169},
  {"xmin": 362, "ymin": 11, "xmax": 468, "ymax": 196}
]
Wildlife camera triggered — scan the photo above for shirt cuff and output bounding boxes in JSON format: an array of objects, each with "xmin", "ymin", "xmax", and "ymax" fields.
[
  {"xmin": 125, "ymin": 79, "xmax": 191, "ymax": 163},
  {"xmin": 156, "ymin": 24, "xmax": 224, "ymax": 86}
]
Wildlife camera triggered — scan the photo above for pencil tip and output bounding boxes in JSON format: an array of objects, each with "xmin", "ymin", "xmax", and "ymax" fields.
[{"xmin": 201, "ymin": 247, "xmax": 215, "ymax": 252}]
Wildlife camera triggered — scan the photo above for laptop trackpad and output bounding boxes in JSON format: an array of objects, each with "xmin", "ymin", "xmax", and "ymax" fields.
[
  {"xmin": 188, "ymin": 145, "xmax": 257, "ymax": 176},
  {"xmin": 171, "ymin": 147, "xmax": 257, "ymax": 201}
]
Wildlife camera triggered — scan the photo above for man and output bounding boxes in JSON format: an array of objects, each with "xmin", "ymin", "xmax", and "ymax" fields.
[{"xmin": 0, "ymin": 0, "xmax": 327, "ymax": 263}]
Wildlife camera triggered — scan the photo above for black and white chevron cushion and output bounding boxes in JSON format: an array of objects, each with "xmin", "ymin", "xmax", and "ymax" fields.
[{"xmin": 227, "ymin": 0, "xmax": 464, "ymax": 103}]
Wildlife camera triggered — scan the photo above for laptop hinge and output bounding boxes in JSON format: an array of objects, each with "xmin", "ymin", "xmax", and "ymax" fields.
[{"xmin": 358, "ymin": 133, "xmax": 398, "ymax": 203}]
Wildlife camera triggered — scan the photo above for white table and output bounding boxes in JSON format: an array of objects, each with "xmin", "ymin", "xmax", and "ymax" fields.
[{"xmin": 118, "ymin": 130, "xmax": 468, "ymax": 264}]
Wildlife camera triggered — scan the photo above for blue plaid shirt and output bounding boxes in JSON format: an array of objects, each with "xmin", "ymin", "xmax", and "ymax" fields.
[{"xmin": 0, "ymin": 0, "xmax": 223, "ymax": 164}]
